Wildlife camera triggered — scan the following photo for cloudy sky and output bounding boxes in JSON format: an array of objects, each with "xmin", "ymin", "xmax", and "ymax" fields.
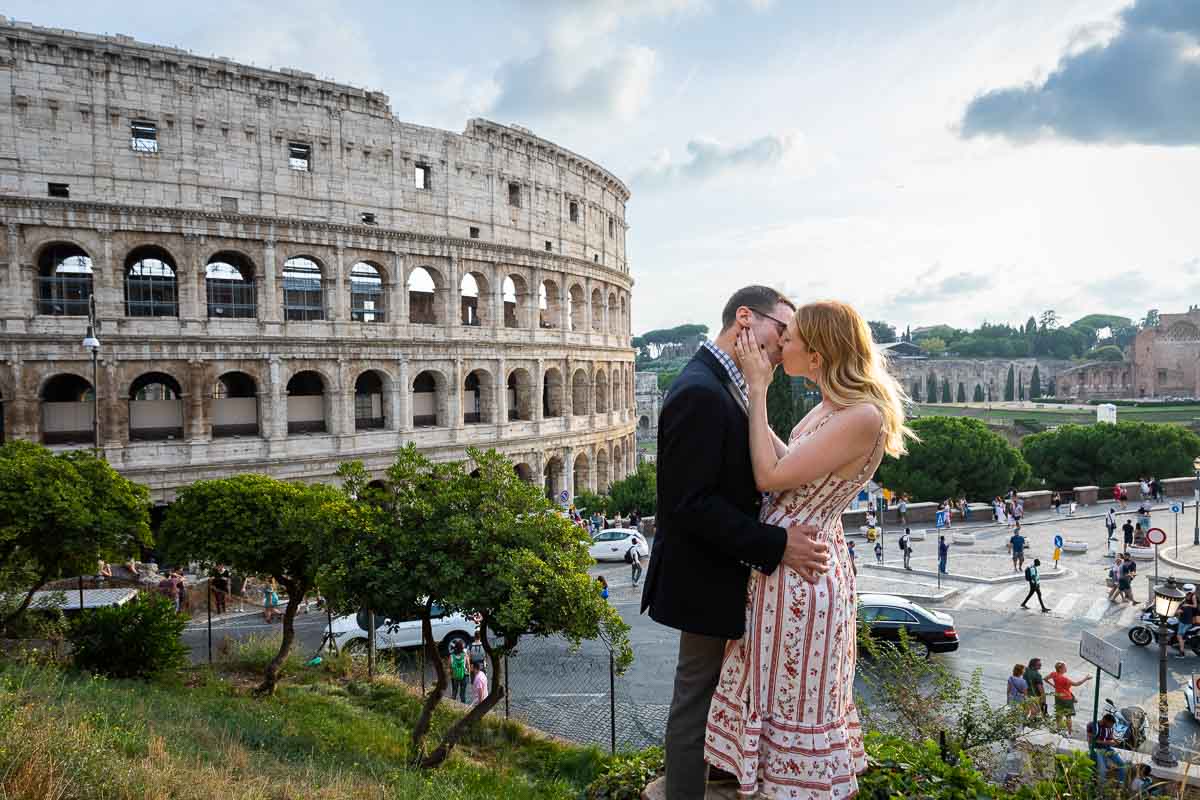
[{"xmin": 8, "ymin": 0, "xmax": 1199, "ymax": 335}]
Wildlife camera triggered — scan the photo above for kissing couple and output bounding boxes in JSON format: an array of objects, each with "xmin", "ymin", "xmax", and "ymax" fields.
[{"xmin": 641, "ymin": 286, "xmax": 914, "ymax": 799}]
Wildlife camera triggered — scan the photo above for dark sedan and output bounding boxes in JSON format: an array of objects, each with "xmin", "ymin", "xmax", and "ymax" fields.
[{"xmin": 859, "ymin": 593, "xmax": 959, "ymax": 658}]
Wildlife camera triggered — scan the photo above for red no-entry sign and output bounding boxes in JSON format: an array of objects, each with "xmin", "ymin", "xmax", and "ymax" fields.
[{"xmin": 1146, "ymin": 527, "xmax": 1167, "ymax": 546}]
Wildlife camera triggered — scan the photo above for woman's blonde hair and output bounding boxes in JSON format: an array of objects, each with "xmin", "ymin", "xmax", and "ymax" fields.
[{"xmin": 791, "ymin": 300, "xmax": 916, "ymax": 457}]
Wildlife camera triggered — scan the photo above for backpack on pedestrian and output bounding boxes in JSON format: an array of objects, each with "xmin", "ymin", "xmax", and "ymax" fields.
[
  {"xmin": 1024, "ymin": 566, "xmax": 1035, "ymax": 582},
  {"xmin": 450, "ymin": 651, "xmax": 467, "ymax": 681}
]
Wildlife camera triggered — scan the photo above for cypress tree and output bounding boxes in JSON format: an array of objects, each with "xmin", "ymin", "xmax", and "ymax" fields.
[
  {"xmin": 1030, "ymin": 365, "xmax": 1042, "ymax": 399},
  {"xmin": 957, "ymin": 383, "xmax": 967, "ymax": 403},
  {"xmin": 912, "ymin": 380, "xmax": 922, "ymax": 402},
  {"xmin": 926, "ymin": 374, "xmax": 938, "ymax": 404},
  {"xmin": 941, "ymin": 378, "xmax": 952, "ymax": 403},
  {"xmin": 973, "ymin": 384, "xmax": 985, "ymax": 402},
  {"xmin": 1004, "ymin": 365, "xmax": 1015, "ymax": 401}
]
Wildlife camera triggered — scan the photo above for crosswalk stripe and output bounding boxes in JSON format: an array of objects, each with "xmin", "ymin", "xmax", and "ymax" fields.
[
  {"xmin": 993, "ymin": 585, "xmax": 1023, "ymax": 604},
  {"xmin": 1052, "ymin": 594, "xmax": 1079, "ymax": 616},
  {"xmin": 1083, "ymin": 599, "xmax": 1110, "ymax": 622},
  {"xmin": 953, "ymin": 585, "xmax": 988, "ymax": 610},
  {"xmin": 1117, "ymin": 604, "xmax": 1142, "ymax": 627}
]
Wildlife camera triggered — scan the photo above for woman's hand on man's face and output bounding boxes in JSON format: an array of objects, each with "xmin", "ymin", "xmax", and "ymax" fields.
[{"xmin": 735, "ymin": 326, "xmax": 775, "ymax": 391}]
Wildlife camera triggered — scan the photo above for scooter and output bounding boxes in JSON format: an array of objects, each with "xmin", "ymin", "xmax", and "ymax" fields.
[
  {"xmin": 1184, "ymin": 675, "xmax": 1200, "ymax": 723},
  {"xmin": 1102, "ymin": 697, "xmax": 1147, "ymax": 751},
  {"xmin": 1128, "ymin": 610, "xmax": 1200, "ymax": 654}
]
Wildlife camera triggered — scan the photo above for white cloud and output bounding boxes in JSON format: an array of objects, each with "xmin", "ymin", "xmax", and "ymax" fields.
[
  {"xmin": 491, "ymin": 45, "xmax": 657, "ymax": 124},
  {"xmin": 633, "ymin": 132, "xmax": 809, "ymax": 187}
]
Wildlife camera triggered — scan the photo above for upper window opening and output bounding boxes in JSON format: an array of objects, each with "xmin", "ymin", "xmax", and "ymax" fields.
[
  {"xmin": 360, "ymin": 212, "xmax": 377, "ymax": 225},
  {"xmin": 282, "ymin": 256, "xmax": 324, "ymax": 321},
  {"xmin": 131, "ymin": 120, "xmax": 158, "ymax": 153},
  {"xmin": 469, "ymin": 226, "xmax": 480, "ymax": 239},
  {"xmin": 415, "ymin": 164, "xmax": 431, "ymax": 190},
  {"xmin": 48, "ymin": 183, "xmax": 70, "ymax": 198},
  {"xmin": 608, "ymin": 217, "xmax": 615, "ymax": 238},
  {"xmin": 569, "ymin": 201, "xmax": 579, "ymax": 223},
  {"xmin": 288, "ymin": 142, "xmax": 311, "ymax": 171},
  {"xmin": 508, "ymin": 182, "xmax": 521, "ymax": 207}
]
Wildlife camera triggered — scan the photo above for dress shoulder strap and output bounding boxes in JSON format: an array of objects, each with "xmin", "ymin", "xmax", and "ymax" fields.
[{"xmin": 852, "ymin": 423, "xmax": 886, "ymax": 484}]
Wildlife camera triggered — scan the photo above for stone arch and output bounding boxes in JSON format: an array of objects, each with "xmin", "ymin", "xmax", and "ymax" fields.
[
  {"xmin": 282, "ymin": 255, "xmax": 325, "ymax": 321},
  {"xmin": 596, "ymin": 446, "xmax": 610, "ymax": 492},
  {"xmin": 595, "ymin": 369, "xmax": 609, "ymax": 413},
  {"xmin": 36, "ymin": 242, "xmax": 94, "ymax": 317},
  {"xmin": 611, "ymin": 367, "xmax": 623, "ymax": 410},
  {"xmin": 571, "ymin": 368, "xmax": 591, "ymax": 415},
  {"xmin": 608, "ymin": 291, "xmax": 619, "ymax": 333},
  {"xmin": 542, "ymin": 367, "xmax": 564, "ymax": 417},
  {"xmin": 514, "ymin": 461, "xmax": 534, "ymax": 483},
  {"xmin": 573, "ymin": 450, "xmax": 591, "ymax": 494},
  {"xmin": 128, "ymin": 371, "xmax": 185, "ymax": 441},
  {"xmin": 539, "ymin": 279, "xmax": 560, "ymax": 329},
  {"xmin": 354, "ymin": 369, "xmax": 389, "ymax": 430},
  {"xmin": 412, "ymin": 368, "xmax": 448, "ymax": 427},
  {"xmin": 568, "ymin": 283, "xmax": 585, "ymax": 331},
  {"xmin": 503, "ymin": 274, "xmax": 528, "ymax": 328},
  {"xmin": 612, "ymin": 440, "xmax": 625, "ymax": 481},
  {"xmin": 1167, "ymin": 322, "xmax": 1200, "ymax": 342},
  {"xmin": 460, "ymin": 270, "xmax": 492, "ymax": 327},
  {"xmin": 544, "ymin": 454, "xmax": 564, "ymax": 500},
  {"xmin": 591, "ymin": 287, "xmax": 604, "ymax": 332},
  {"xmin": 206, "ymin": 251, "xmax": 258, "ymax": 319},
  {"xmin": 619, "ymin": 294, "xmax": 628, "ymax": 334},
  {"xmin": 286, "ymin": 369, "xmax": 329, "ymax": 434},
  {"xmin": 408, "ymin": 265, "xmax": 445, "ymax": 325},
  {"xmin": 638, "ymin": 415, "xmax": 651, "ymax": 433},
  {"xmin": 40, "ymin": 372, "xmax": 94, "ymax": 444},
  {"xmin": 463, "ymin": 367, "xmax": 496, "ymax": 424},
  {"xmin": 212, "ymin": 370, "xmax": 260, "ymax": 437},
  {"xmin": 349, "ymin": 261, "xmax": 386, "ymax": 323},
  {"xmin": 507, "ymin": 367, "xmax": 534, "ymax": 421},
  {"xmin": 124, "ymin": 244, "xmax": 179, "ymax": 318}
]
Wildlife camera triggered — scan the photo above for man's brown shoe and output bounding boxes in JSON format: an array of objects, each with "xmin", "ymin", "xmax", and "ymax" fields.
[{"xmin": 707, "ymin": 766, "xmax": 739, "ymax": 785}]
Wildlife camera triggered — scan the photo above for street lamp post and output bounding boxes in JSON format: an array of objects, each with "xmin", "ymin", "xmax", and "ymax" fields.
[
  {"xmin": 82, "ymin": 294, "xmax": 101, "ymax": 456},
  {"xmin": 1153, "ymin": 576, "xmax": 1186, "ymax": 768},
  {"xmin": 1193, "ymin": 456, "xmax": 1200, "ymax": 547}
]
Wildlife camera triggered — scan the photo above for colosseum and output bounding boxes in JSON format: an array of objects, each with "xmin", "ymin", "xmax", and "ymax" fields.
[{"xmin": 0, "ymin": 18, "xmax": 637, "ymax": 504}]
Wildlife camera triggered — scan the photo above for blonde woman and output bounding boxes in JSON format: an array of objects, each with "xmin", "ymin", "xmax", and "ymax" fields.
[{"xmin": 705, "ymin": 300, "xmax": 915, "ymax": 799}]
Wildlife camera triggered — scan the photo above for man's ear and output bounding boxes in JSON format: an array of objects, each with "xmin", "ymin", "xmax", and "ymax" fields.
[{"xmin": 734, "ymin": 306, "xmax": 753, "ymax": 329}]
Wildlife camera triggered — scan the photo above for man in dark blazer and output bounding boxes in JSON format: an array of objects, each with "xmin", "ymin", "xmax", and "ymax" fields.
[{"xmin": 641, "ymin": 285, "xmax": 830, "ymax": 799}]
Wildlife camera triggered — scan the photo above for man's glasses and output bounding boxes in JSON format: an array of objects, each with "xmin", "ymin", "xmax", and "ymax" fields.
[{"xmin": 752, "ymin": 308, "xmax": 790, "ymax": 334}]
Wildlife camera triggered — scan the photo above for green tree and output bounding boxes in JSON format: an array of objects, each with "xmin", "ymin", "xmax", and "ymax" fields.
[
  {"xmin": 940, "ymin": 379, "xmax": 951, "ymax": 403},
  {"xmin": 1085, "ymin": 345, "xmax": 1125, "ymax": 362},
  {"xmin": 1018, "ymin": 378, "xmax": 1024, "ymax": 401},
  {"xmin": 1003, "ymin": 365, "xmax": 1015, "ymax": 401},
  {"xmin": 1072, "ymin": 314, "xmax": 1132, "ymax": 332},
  {"xmin": 876, "ymin": 417, "xmax": 1031, "ymax": 502},
  {"xmin": 1024, "ymin": 316, "xmax": 1037, "ymax": 335},
  {"xmin": 1021, "ymin": 422, "xmax": 1200, "ymax": 489},
  {"xmin": 657, "ymin": 368, "xmax": 681, "ymax": 393},
  {"xmin": 1047, "ymin": 377, "xmax": 1056, "ymax": 397},
  {"xmin": 1142, "ymin": 309, "xmax": 1161, "ymax": 329},
  {"xmin": 161, "ymin": 475, "xmax": 358, "ymax": 695},
  {"xmin": 1029, "ymin": 366, "xmax": 1042, "ymax": 399},
  {"xmin": 868, "ymin": 320, "xmax": 897, "ymax": 344},
  {"xmin": 323, "ymin": 447, "xmax": 630, "ymax": 769},
  {"xmin": 0, "ymin": 442, "xmax": 151, "ymax": 630},
  {"xmin": 918, "ymin": 337, "xmax": 946, "ymax": 356},
  {"xmin": 972, "ymin": 384, "xmax": 985, "ymax": 402},
  {"xmin": 766, "ymin": 368, "xmax": 797, "ymax": 439},
  {"xmin": 925, "ymin": 375, "xmax": 938, "ymax": 404},
  {"xmin": 956, "ymin": 383, "xmax": 966, "ymax": 403},
  {"xmin": 609, "ymin": 461, "xmax": 656, "ymax": 516},
  {"xmin": 1038, "ymin": 310, "xmax": 1058, "ymax": 331}
]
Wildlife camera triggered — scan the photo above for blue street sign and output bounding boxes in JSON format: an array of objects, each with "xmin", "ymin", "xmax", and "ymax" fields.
[
  {"xmin": 935, "ymin": 510, "xmax": 948, "ymax": 529},
  {"xmin": 1172, "ymin": 503, "xmax": 1183, "ymax": 514},
  {"xmin": 558, "ymin": 490, "xmax": 570, "ymax": 503},
  {"xmin": 1054, "ymin": 534, "xmax": 1064, "ymax": 548}
]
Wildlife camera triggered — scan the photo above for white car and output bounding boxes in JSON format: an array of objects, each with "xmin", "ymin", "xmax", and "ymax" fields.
[
  {"xmin": 329, "ymin": 603, "xmax": 477, "ymax": 656},
  {"xmin": 589, "ymin": 528, "xmax": 649, "ymax": 562}
]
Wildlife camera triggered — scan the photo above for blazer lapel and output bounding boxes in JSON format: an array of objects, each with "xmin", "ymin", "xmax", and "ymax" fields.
[
  {"xmin": 694, "ymin": 345, "xmax": 749, "ymax": 417},
  {"xmin": 722, "ymin": 379, "xmax": 749, "ymax": 417}
]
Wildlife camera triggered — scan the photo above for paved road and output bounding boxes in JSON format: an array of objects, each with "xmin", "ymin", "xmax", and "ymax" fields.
[{"xmin": 182, "ymin": 502, "xmax": 1200, "ymax": 756}]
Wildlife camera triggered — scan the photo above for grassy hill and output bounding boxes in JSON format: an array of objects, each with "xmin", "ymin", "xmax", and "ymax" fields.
[{"xmin": 0, "ymin": 654, "xmax": 603, "ymax": 800}]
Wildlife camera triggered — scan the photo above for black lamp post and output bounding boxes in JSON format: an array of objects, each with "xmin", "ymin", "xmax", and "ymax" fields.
[
  {"xmin": 1193, "ymin": 456, "xmax": 1200, "ymax": 547},
  {"xmin": 1153, "ymin": 576, "xmax": 1185, "ymax": 768},
  {"xmin": 82, "ymin": 294, "xmax": 101, "ymax": 456}
]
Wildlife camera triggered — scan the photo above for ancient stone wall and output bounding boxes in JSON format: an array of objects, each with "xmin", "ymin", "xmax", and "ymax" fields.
[
  {"xmin": 886, "ymin": 358, "xmax": 1075, "ymax": 402},
  {"xmin": 0, "ymin": 19, "xmax": 636, "ymax": 502}
]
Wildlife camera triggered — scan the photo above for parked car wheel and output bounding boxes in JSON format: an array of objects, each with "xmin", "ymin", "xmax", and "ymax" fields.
[{"xmin": 441, "ymin": 631, "xmax": 472, "ymax": 656}]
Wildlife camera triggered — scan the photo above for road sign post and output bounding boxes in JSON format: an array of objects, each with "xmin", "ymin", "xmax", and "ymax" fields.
[
  {"xmin": 1147, "ymin": 527, "xmax": 1167, "ymax": 584},
  {"xmin": 1174, "ymin": 503, "xmax": 1183, "ymax": 557}
]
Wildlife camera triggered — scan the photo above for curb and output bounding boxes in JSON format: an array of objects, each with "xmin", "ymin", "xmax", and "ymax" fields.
[
  {"xmin": 862, "ymin": 563, "xmax": 1073, "ymax": 585},
  {"xmin": 1156, "ymin": 545, "xmax": 1200, "ymax": 578}
]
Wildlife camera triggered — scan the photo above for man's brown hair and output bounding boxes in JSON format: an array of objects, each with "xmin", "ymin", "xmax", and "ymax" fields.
[{"xmin": 720, "ymin": 285, "xmax": 795, "ymax": 332}]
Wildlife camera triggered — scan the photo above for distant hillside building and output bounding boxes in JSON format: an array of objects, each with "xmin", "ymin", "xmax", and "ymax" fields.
[{"xmin": 1058, "ymin": 308, "xmax": 1200, "ymax": 401}]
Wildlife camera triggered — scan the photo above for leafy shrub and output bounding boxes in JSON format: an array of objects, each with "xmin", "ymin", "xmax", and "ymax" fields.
[
  {"xmin": 1022, "ymin": 421, "xmax": 1200, "ymax": 489},
  {"xmin": 585, "ymin": 746, "xmax": 663, "ymax": 800},
  {"xmin": 67, "ymin": 592, "xmax": 187, "ymax": 679},
  {"xmin": 574, "ymin": 490, "xmax": 610, "ymax": 516},
  {"xmin": 608, "ymin": 462, "xmax": 656, "ymax": 515}
]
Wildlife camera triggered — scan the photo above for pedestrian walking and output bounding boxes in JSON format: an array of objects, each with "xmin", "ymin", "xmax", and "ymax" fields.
[
  {"xmin": 1025, "ymin": 657, "xmax": 1048, "ymax": 719},
  {"xmin": 1020, "ymin": 559, "xmax": 1050, "ymax": 612},
  {"xmin": 468, "ymin": 629, "xmax": 487, "ymax": 673},
  {"xmin": 1048, "ymin": 661, "xmax": 1091, "ymax": 735},
  {"xmin": 597, "ymin": 575, "xmax": 609, "ymax": 601},
  {"xmin": 900, "ymin": 528, "xmax": 912, "ymax": 570},
  {"xmin": 993, "ymin": 496, "xmax": 1003, "ymax": 524},
  {"xmin": 1137, "ymin": 502, "xmax": 1152, "ymax": 532},
  {"xmin": 448, "ymin": 640, "xmax": 469, "ymax": 703},
  {"xmin": 211, "ymin": 564, "xmax": 231, "ymax": 615},
  {"xmin": 1010, "ymin": 530, "xmax": 1026, "ymax": 572},
  {"xmin": 1052, "ymin": 545, "xmax": 1061, "ymax": 570},
  {"xmin": 471, "ymin": 660, "xmax": 489, "ymax": 705},
  {"xmin": 1007, "ymin": 663, "xmax": 1028, "ymax": 710},
  {"xmin": 1013, "ymin": 498, "xmax": 1024, "ymax": 526},
  {"xmin": 1151, "ymin": 476, "xmax": 1162, "ymax": 502},
  {"xmin": 847, "ymin": 540, "xmax": 857, "ymax": 575},
  {"xmin": 1122, "ymin": 519, "xmax": 1135, "ymax": 553},
  {"xmin": 873, "ymin": 539, "xmax": 883, "ymax": 564},
  {"xmin": 1119, "ymin": 485, "xmax": 1128, "ymax": 510},
  {"xmin": 262, "ymin": 578, "xmax": 280, "ymax": 623},
  {"xmin": 1117, "ymin": 556, "xmax": 1137, "ymax": 604},
  {"xmin": 937, "ymin": 535, "xmax": 949, "ymax": 574},
  {"xmin": 1052, "ymin": 492, "xmax": 1062, "ymax": 515},
  {"xmin": 1173, "ymin": 586, "xmax": 1197, "ymax": 657},
  {"xmin": 897, "ymin": 495, "xmax": 908, "ymax": 526},
  {"xmin": 628, "ymin": 539, "xmax": 644, "ymax": 586},
  {"xmin": 1139, "ymin": 478, "xmax": 1151, "ymax": 501},
  {"xmin": 1105, "ymin": 507, "xmax": 1117, "ymax": 543}
]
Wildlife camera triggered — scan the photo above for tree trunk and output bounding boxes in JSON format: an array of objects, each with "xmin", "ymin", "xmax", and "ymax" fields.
[
  {"xmin": 408, "ymin": 603, "xmax": 445, "ymax": 766},
  {"xmin": 420, "ymin": 626, "xmax": 513, "ymax": 769},
  {"xmin": 1, "ymin": 571, "xmax": 50, "ymax": 633},
  {"xmin": 255, "ymin": 576, "xmax": 305, "ymax": 696}
]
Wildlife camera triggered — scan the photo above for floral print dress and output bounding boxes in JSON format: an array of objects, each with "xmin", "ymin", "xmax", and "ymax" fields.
[{"xmin": 704, "ymin": 410, "xmax": 881, "ymax": 798}]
